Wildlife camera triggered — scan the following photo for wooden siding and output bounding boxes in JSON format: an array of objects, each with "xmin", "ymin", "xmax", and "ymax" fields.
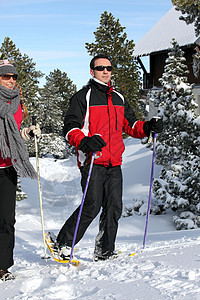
[{"xmin": 148, "ymin": 45, "xmax": 200, "ymax": 88}]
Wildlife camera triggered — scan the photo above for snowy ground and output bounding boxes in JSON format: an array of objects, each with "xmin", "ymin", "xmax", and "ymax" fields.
[{"xmin": 1, "ymin": 138, "xmax": 200, "ymax": 300}]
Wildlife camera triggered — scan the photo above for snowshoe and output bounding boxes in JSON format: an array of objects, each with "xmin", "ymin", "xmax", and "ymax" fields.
[
  {"xmin": 93, "ymin": 251, "xmax": 119, "ymax": 262},
  {"xmin": 0, "ymin": 269, "xmax": 16, "ymax": 281},
  {"xmin": 45, "ymin": 231, "xmax": 79, "ymax": 266}
]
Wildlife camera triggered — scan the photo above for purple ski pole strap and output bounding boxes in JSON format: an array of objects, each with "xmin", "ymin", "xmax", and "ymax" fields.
[
  {"xmin": 68, "ymin": 152, "xmax": 96, "ymax": 267},
  {"xmin": 143, "ymin": 132, "xmax": 157, "ymax": 249}
]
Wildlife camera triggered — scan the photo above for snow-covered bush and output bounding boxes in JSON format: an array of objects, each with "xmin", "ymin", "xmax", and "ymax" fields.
[
  {"xmin": 38, "ymin": 133, "xmax": 74, "ymax": 159},
  {"xmin": 122, "ymin": 198, "xmax": 164, "ymax": 217},
  {"xmin": 173, "ymin": 211, "xmax": 200, "ymax": 230},
  {"xmin": 16, "ymin": 178, "xmax": 27, "ymax": 201}
]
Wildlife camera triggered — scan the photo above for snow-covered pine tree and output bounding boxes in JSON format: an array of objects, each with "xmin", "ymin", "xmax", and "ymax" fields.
[
  {"xmin": 33, "ymin": 69, "xmax": 77, "ymax": 158},
  {"xmin": 85, "ymin": 11, "xmax": 142, "ymax": 118},
  {"xmin": 153, "ymin": 149, "xmax": 200, "ymax": 229},
  {"xmin": 41, "ymin": 69, "xmax": 77, "ymax": 119},
  {"xmin": 153, "ymin": 38, "xmax": 198, "ymax": 166},
  {"xmin": 37, "ymin": 89, "xmax": 63, "ymax": 135},
  {"xmin": 152, "ymin": 39, "xmax": 200, "ymax": 229}
]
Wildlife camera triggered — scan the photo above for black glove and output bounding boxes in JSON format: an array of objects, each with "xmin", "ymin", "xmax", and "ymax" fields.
[
  {"xmin": 143, "ymin": 117, "xmax": 163, "ymax": 136},
  {"xmin": 79, "ymin": 135, "xmax": 106, "ymax": 154}
]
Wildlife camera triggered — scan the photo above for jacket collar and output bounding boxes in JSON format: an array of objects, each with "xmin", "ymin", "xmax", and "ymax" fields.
[{"xmin": 89, "ymin": 78, "xmax": 112, "ymax": 92}]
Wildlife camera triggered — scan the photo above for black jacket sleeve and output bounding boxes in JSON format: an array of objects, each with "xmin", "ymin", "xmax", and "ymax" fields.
[
  {"xmin": 63, "ymin": 88, "xmax": 88, "ymax": 137},
  {"xmin": 124, "ymin": 98, "xmax": 138, "ymax": 127}
]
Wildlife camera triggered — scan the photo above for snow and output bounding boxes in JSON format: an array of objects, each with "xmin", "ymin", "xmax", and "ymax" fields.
[{"xmin": 1, "ymin": 138, "xmax": 200, "ymax": 299}]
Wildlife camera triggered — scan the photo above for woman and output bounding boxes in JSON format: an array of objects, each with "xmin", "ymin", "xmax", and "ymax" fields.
[{"xmin": 0, "ymin": 59, "xmax": 40, "ymax": 281}]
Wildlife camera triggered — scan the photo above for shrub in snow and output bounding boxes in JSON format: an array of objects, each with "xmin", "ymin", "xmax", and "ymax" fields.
[
  {"xmin": 16, "ymin": 178, "xmax": 27, "ymax": 201},
  {"xmin": 173, "ymin": 211, "xmax": 200, "ymax": 230},
  {"xmin": 38, "ymin": 133, "xmax": 74, "ymax": 159},
  {"xmin": 122, "ymin": 207, "xmax": 134, "ymax": 217},
  {"xmin": 122, "ymin": 198, "xmax": 146, "ymax": 217},
  {"xmin": 122, "ymin": 198, "xmax": 164, "ymax": 217}
]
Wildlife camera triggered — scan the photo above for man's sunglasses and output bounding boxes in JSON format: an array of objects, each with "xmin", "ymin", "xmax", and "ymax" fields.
[
  {"xmin": 93, "ymin": 66, "xmax": 113, "ymax": 72},
  {"xmin": 0, "ymin": 74, "xmax": 17, "ymax": 80}
]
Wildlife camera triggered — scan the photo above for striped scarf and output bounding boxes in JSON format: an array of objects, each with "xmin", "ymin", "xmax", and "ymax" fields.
[{"xmin": 0, "ymin": 85, "xmax": 37, "ymax": 179}]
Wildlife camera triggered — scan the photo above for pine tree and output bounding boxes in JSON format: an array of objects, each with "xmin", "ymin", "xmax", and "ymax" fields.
[
  {"xmin": 0, "ymin": 37, "xmax": 43, "ymax": 125},
  {"xmin": 41, "ymin": 69, "xmax": 77, "ymax": 118},
  {"xmin": 152, "ymin": 39, "xmax": 200, "ymax": 229},
  {"xmin": 85, "ymin": 11, "xmax": 142, "ymax": 117},
  {"xmin": 153, "ymin": 39, "xmax": 198, "ymax": 166},
  {"xmin": 36, "ymin": 89, "xmax": 63, "ymax": 135},
  {"xmin": 33, "ymin": 69, "xmax": 77, "ymax": 158},
  {"xmin": 172, "ymin": 0, "xmax": 200, "ymax": 36},
  {"xmin": 36, "ymin": 69, "xmax": 76, "ymax": 134}
]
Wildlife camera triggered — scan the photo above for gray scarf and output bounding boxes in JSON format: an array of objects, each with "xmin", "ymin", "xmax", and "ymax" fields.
[{"xmin": 0, "ymin": 85, "xmax": 37, "ymax": 179}]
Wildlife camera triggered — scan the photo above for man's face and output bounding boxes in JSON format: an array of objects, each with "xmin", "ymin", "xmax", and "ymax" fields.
[{"xmin": 90, "ymin": 58, "xmax": 112, "ymax": 84}]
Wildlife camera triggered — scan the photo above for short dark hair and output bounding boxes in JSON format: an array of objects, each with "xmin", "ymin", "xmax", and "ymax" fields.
[{"xmin": 90, "ymin": 54, "xmax": 111, "ymax": 70}]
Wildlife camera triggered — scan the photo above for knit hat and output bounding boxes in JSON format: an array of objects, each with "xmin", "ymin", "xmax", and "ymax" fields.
[{"xmin": 0, "ymin": 59, "xmax": 18, "ymax": 76}]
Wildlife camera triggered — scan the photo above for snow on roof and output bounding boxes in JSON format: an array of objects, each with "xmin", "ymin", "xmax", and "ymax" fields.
[{"xmin": 134, "ymin": 6, "xmax": 200, "ymax": 57}]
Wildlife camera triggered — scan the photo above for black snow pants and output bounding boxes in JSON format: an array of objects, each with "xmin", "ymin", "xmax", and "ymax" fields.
[
  {"xmin": 57, "ymin": 164, "xmax": 123, "ymax": 256},
  {"xmin": 0, "ymin": 166, "xmax": 17, "ymax": 270}
]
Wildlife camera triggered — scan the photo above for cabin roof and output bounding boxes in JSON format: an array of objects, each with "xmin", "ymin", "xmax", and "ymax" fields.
[{"xmin": 134, "ymin": 6, "xmax": 200, "ymax": 57}]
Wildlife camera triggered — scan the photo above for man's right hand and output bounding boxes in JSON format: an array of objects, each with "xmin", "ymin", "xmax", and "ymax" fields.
[{"xmin": 79, "ymin": 135, "xmax": 106, "ymax": 154}]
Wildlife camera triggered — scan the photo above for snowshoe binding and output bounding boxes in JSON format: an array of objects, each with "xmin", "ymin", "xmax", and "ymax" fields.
[{"xmin": 45, "ymin": 231, "xmax": 79, "ymax": 266}]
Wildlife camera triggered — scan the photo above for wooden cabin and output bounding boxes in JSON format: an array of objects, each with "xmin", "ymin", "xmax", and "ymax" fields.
[{"xmin": 134, "ymin": 6, "xmax": 200, "ymax": 116}]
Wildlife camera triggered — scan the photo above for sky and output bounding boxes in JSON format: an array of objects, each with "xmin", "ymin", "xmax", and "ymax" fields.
[{"xmin": 0, "ymin": 0, "xmax": 173, "ymax": 90}]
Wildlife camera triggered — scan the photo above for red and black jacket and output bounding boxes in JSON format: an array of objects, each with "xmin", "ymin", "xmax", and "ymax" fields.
[{"xmin": 63, "ymin": 79, "xmax": 147, "ymax": 168}]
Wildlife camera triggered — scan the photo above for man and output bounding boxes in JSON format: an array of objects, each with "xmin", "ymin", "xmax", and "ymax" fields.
[{"xmin": 56, "ymin": 54, "xmax": 163, "ymax": 261}]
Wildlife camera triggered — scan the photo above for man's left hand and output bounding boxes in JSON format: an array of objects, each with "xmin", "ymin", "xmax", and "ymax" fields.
[{"xmin": 143, "ymin": 117, "xmax": 163, "ymax": 136}]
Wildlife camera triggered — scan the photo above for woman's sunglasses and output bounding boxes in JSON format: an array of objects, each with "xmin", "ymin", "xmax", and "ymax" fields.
[
  {"xmin": 0, "ymin": 74, "xmax": 17, "ymax": 80},
  {"xmin": 93, "ymin": 66, "xmax": 113, "ymax": 72}
]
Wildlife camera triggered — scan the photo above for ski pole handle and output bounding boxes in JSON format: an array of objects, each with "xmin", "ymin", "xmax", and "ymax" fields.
[
  {"xmin": 148, "ymin": 116, "xmax": 161, "ymax": 143},
  {"xmin": 29, "ymin": 116, "xmax": 37, "ymax": 137},
  {"xmin": 32, "ymin": 115, "xmax": 37, "ymax": 126}
]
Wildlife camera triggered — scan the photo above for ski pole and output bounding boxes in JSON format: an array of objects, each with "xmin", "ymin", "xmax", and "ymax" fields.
[
  {"xmin": 143, "ymin": 131, "xmax": 157, "ymax": 249},
  {"xmin": 32, "ymin": 116, "xmax": 49, "ymax": 261},
  {"xmin": 68, "ymin": 151, "xmax": 96, "ymax": 267}
]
